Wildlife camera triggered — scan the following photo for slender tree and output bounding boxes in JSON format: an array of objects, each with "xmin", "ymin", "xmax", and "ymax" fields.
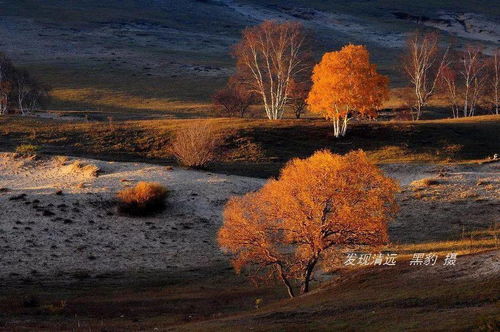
[
  {"xmin": 439, "ymin": 64, "xmax": 460, "ymax": 118},
  {"xmin": 14, "ymin": 69, "xmax": 31, "ymax": 115},
  {"xmin": 0, "ymin": 53, "xmax": 14, "ymax": 115},
  {"xmin": 233, "ymin": 21, "xmax": 311, "ymax": 120},
  {"xmin": 459, "ymin": 45, "xmax": 487, "ymax": 117},
  {"xmin": 491, "ymin": 48, "xmax": 499, "ymax": 115},
  {"xmin": 307, "ymin": 44, "xmax": 389, "ymax": 137},
  {"xmin": 218, "ymin": 150, "xmax": 399, "ymax": 297},
  {"xmin": 402, "ymin": 31, "xmax": 448, "ymax": 120}
]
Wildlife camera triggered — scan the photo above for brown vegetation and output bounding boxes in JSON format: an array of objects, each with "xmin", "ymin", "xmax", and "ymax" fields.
[
  {"xmin": 117, "ymin": 181, "xmax": 168, "ymax": 216},
  {"xmin": 218, "ymin": 150, "xmax": 399, "ymax": 297},
  {"xmin": 212, "ymin": 79, "xmax": 254, "ymax": 118},
  {"xmin": 169, "ymin": 120, "xmax": 225, "ymax": 168},
  {"xmin": 15, "ymin": 144, "xmax": 40, "ymax": 156},
  {"xmin": 411, "ymin": 177, "xmax": 440, "ymax": 188},
  {"xmin": 66, "ymin": 160, "xmax": 100, "ymax": 177}
]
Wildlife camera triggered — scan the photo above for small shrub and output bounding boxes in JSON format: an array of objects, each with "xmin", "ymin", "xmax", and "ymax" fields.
[
  {"xmin": 66, "ymin": 160, "xmax": 100, "ymax": 177},
  {"xmin": 117, "ymin": 182, "xmax": 168, "ymax": 216},
  {"xmin": 476, "ymin": 179, "xmax": 489, "ymax": 186},
  {"xmin": 411, "ymin": 178, "xmax": 440, "ymax": 188},
  {"xmin": 169, "ymin": 121, "xmax": 225, "ymax": 168},
  {"xmin": 53, "ymin": 155, "xmax": 69, "ymax": 166},
  {"xmin": 22, "ymin": 295, "xmax": 39, "ymax": 308},
  {"xmin": 15, "ymin": 144, "xmax": 40, "ymax": 156},
  {"xmin": 40, "ymin": 300, "xmax": 66, "ymax": 315}
]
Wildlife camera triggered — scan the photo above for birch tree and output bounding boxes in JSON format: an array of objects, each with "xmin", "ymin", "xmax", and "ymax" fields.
[
  {"xmin": 14, "ymin": 69, "xmax": 31, "ymax": 115},
  {"xmin": 233, "ymin": 21, "xmax": 310, "ymax": 120},
  {"xmin": 307, "ymin": 44, "xmax": 389, "ymax": 137},
  {"xmin": 402, "ymin": 31, "xmax": 448, "ymax": 120},
  {"xmin": 0, "ymin": 53, "xmax": 13, "ymax": 115},
  {"xmin": 491, "ymin": 48, "xmax": 499, "ymax": 115},
  {"xmin": 459, "ymin": 46, "xmax": 487, "ymax": 117},
  {"xmin": 439, "ymin": 64, "xmax": 460, "ymax": 118}
]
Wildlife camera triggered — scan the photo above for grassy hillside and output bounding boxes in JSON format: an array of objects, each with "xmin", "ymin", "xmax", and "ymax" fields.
[
  {"xmin": 1, "ymin": 249, "xmax": 497, "ymax": 330},
  {"xmin": 0, "ymin": 115, "xmax": 498, "ymax": 178}
]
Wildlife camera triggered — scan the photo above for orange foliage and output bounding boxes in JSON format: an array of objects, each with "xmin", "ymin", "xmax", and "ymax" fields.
[
  {"xmin": 307, "ymin": 44, "xmax": 389, "ymax": 137},
  {"xmin": 218, "ymin": 150, "xmax": 399, "ymax": 297},
  {"xmin": 117, "ymin": 182, "xmax": 168, "ymax": 216}
]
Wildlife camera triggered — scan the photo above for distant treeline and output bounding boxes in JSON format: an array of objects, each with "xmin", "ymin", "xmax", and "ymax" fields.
[{"xmin": 0, "ymin": 53, "xmax": 50, "ymax": 115}]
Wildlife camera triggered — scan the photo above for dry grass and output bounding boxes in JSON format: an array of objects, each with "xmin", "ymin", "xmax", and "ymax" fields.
[
  {"xmin": 411, "ymin": 177, "xmax": 440, "ymax": 188},
  {"xmin": 15, "ymin": 144, "xmax": 40, "ymax": 156},
  {"xmin": 169, "ymin": 120, "xmax": 226, "ymax": 168},
  {"xmin": 117, "ymin": 182, "xmax": 168, "ymax": 216},
  {"xmin": 0, "ymin": 115, "xmax": 498, "ymax": 178},
  {"xmin": 52, "ymin": 155, "xmax": 70, "ymax": 166},
  {"xmin": 65, "ymin": 160, "xmax": 100, "ymax": 177}
]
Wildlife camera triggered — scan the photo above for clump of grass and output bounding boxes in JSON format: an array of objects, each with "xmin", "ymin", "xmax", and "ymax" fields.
[
  {"xmin": 117, "ymin": 182, "xmax": 168, "ymax": 216},
  {"xmin": 40, "ymin": 300, "xmax": 66, "ymax": 315},
  {"xmin": 66, "ymin": 160, "xmax": 100, "ymax": 177},
  {"xmin": 476, "ymin": 179, "xmax": 489, "ymax": 186},
  {"xmin": 169, "ymin": 121, "xmax": 225, "ymax": 168},
  {"xmin": 15, "ymin": 144, "xmax": 40, "ymax": 156},
  {"xmin": 53, "ymin": 155, "xmax": 70, "ymax": 166},
  {"xmin": 411, "ymin": 177, "xmax": 440, "ymax": 188}
]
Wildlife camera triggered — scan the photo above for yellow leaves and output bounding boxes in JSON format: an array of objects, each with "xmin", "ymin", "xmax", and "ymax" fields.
[
  {"xmin": 307, "ymin": 44, "xmax": 389, "ymax": 120},
  {"xmin": 218, "ymin": 149, "xmax": 400, "ymax": 284}
]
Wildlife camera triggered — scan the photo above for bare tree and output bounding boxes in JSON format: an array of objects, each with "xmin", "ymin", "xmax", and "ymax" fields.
[
  {"xmin": 26, "ymin": 81, "xmax": 50, "ymax": 113},
  {"xmin": 212, "ymin": 78, "xmax": 254, "ymax": 117},
  {"xmin": 14, "ymin": 69, "xmax": 31, "ymax": 115},
  {"xmin": 233, "ymin": 21, "xmax": 311, "ymax": 120},
  {"xmin": 0, "ymin": 53, "xmax": 14, "ymax": 115},
  {"xmin": 459, "ymin": 45, "xmax": 487, "ymax": 117},
  {"xmin": 439, "ymin": 64, "xmax": 460, "ymax": 118},
  {"xmin": 287, "ymin": 79, "xmax": 309, "ymax": 119},
  {"xmin": 492, "ymin": 48, "xmax": 500, "ymax": 115},
  {"xmin": 402, "ymin": 31, "xmax": 448, "ymax": 120}
]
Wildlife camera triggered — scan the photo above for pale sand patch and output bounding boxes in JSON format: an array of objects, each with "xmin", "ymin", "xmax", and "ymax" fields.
[{"xmin": 0, "ymin": 154, "xmax": 264, "ymax": 281}]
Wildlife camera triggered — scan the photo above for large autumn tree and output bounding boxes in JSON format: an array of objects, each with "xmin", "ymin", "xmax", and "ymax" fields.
[
  {"xmin": 233, "ymin": 20, "xmax": 311, "ymax": 120},
  {"xmin": 307, "ymin": 45, "xmax": 389, "ymax": 137},
  {"xmin": 218, "ymin": 150, "xmax": 399, "ymax": 297}
]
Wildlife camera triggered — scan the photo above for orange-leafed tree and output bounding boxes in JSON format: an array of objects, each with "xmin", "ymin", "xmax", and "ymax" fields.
[
  {"xmin": 307, "ymin": 45, "xmax": 389, "ymax": 137},
  {"xmin": 218, "ymin": 150, "xmax": 399, "ymax": 297}
]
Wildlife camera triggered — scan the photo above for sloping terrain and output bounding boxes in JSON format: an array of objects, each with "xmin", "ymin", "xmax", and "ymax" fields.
[
  {"xmin": 176, "ymin": 250, "xmax": 499, "ymax": 331},
  {"xmin": 0, "ymin": 152, "xmax": 498, "ymax": 330},
  {"xmin": 1, "ymin": 0, "xmax": 498, "ymax": 115}
]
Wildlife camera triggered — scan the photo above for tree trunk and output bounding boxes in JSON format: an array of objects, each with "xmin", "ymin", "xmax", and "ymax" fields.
[
  {"xmin": 341, "ymin": 116, "xmax": 348, "ymax": 136},
  {"xmin": 301, "ymin": 258, "xmax": 318, "ymax": 294},
  {"xmin": 332, "ymin": 117, "xmax": 340, "ymax": 138},
  {"xmin": 277, "ymin": 265, "xmax": 295, "ymax": 298}
]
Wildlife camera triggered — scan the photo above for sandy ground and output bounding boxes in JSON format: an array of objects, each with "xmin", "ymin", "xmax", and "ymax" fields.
[
  {"xmin": 0, "ymin": 154, "xmax": 263, "ymax": 283},
  {"xmin": 0, "ymin": 153, "xmax": 498, "ymax": 283}
]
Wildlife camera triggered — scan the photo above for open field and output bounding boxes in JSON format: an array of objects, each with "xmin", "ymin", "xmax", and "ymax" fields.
[
  {"xmin": 1, "ymin": 0, "xmax": 498, "ymax": 114},
  {"xmin": 0, "ymin": 151, "xmax": 498, "ymax": 330},
  {"xmin": 0, "ymin": 115, "xmax": 498, "ymax": 177},
  {"xmin": 1, "ymin": 1, "xmax": 499, "ymax": 330}
]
